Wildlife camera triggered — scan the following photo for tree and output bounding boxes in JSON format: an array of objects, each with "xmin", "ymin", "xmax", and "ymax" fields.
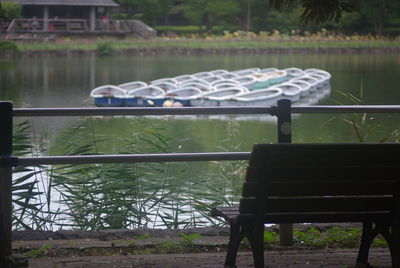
[
  {"xmin": 182, "ymin": 0, "xmax": 205, "ymax": 29},
  {"xmin": 269, "ymin": 0, "xmax": 359, "ymax": 24},
  {"xmin": 251, "ymin": 0, "xmax": 298, "ymax": 32},
  {"xmin": 359, "ymin": 0, "xmax": 399, "ymax": 35},
  {"xmin": 235, "ymin": 0, "xmax": 253, "ymax": 31},
  {"xmin": 241, "ymin": 0, "xmax": 362, "ymax": 33},
  {"xmin": 141, "ymin": 0, "xmax": 163, "ymax": 25},
  {"xmin": 113, "ymin": 0, "xmax": 141, "ymax": 18},
  {"xmin": 0, "ymin": 1, "xmax": 22, "ymax": 21},
  {"xmin": 183, "ymin": 0, "xmax": 240, "ymax": 31},
  {"xmin": 114, "ymin": 0, "xmax": 174, "ymax": 25}
]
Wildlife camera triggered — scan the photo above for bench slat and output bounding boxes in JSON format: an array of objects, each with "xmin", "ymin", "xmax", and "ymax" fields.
[
  {"xmin": 211, "ymin": 143, "xmax": 400, "ymax": 267},
  {"xmin": 245, "ymin": 167, "xmax": 400, "ymax": 181},
  {"xmin": 250, "ymin": 143, "xmax": 400, "ymax": 167},
  {"xmin": 242, "ymin": 181, "xmax": 396, "ymax": 196},
  {"xmin": 239, "ymin": 196, "xmax": 393, "ymax": 213},
  {"xmin": 236, "ymin": 211, "xmax": 392, "ymax": 223}
]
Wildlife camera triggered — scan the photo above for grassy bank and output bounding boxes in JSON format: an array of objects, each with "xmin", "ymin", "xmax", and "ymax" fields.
[
  {"xmin": 17, "ymin": 38, "xmax": 400, "ymax": 52},
  {"xmin": 0, "ymin": 32, "xmax": 399, "ymax": 58},
  {"xmin": 15, "ymin": 226, "xmax": 387, "ymax": 260}
]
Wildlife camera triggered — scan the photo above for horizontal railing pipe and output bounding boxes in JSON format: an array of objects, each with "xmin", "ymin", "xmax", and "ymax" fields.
[
  {"xmin": 13, "ymin": 107, "xmax": 275, "ymax": 117},
  {"xmin": 16, "ymin": 152, "xmax": 251, "ymax": 166},
  {"xmin": 12, "ymin": 105, "xmax": 400, "ymax": 117},
  {"xmin": 292, "ymin": 105, "xmax": 400, "ymax": 114}
]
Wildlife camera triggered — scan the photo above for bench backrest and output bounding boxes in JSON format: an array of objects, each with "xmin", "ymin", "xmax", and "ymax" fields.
[{"xmin": 239, "ymin": 143, "xmax": 400, "ymax": 223}]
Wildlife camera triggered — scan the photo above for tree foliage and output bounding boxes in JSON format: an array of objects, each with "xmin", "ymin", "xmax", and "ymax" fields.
[
  {"xmin": 114, "ymin": 0, "xmax": 174, "ymax": 25},
  {"xmin": 0, "ymin": 1, "xmax": 22, "ymax": 21},
  {"xmin": 115, "ymin": 0, "xmax": 400, "ymax": 35},
  {"xmin": 269, "ymin": 0, "xmax": 359, "ymax": 23},
  {"xmin": 358, "ymin": 0, "xmax": 400, "ymax": 35},
  {"xmin": 183, "ymin": 0, "xmax": 240, "ymax": 30}
]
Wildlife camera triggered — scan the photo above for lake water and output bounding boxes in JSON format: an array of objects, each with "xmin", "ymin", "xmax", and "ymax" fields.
[
  {"xmin": 2, "ymin": 53, "xmax": 400, "ymax": 149},
  {"xmin": 0, "ymin": 54, "xmax": 400, "ymax": 147},
  {"xmin": 2, "ymin": 53, "xmax": 400, "ymax": 229}
]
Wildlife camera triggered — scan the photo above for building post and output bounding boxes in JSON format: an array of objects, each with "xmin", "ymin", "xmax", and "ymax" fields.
[
  {"xmin": 43, "ymin": 6, "xmax": 49, "ymax": 31},
  {"xmin": 0, "ymin": 102, "xmax": 13, "ymax": 266},
  {"xmin": 276, "ymin": 99, "xmax": 293, "ymax": 246},
  {"xmin": 90, "ymin": 7, "xmax": 96, "ymax": 32}
]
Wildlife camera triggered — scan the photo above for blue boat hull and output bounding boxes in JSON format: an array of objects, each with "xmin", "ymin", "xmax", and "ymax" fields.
[
  {"xmin": 153, "ymin": 98, "xmax": 166, "ymax": 107},
  {"xmin": 125, "ymin": 98, "xmax": 152, "ymax": 107},
  {"xmin": 94, "ymin": 97, "xmax": 124, "ymax": 107}
]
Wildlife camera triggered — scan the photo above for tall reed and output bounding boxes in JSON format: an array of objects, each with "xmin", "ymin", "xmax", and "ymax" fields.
[
  {"xmin": 12, "ymin": 121, "xmax": 55, "ymax": 230},
  {"xmin": 12, "ymin": 117, "xmax": 246, "ymax": 230},
  {"xmin": 332, "ymin": 88, "xmax": 398, "ymax": 142}
]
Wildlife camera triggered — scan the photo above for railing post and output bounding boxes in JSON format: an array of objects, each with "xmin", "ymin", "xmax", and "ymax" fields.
[
  {"xmin": 277, "ymin": 99, "xmax": 292, "ymax": 143},
  {"xmin": 276, "ymin": 99, "xmax": 293, "ymax": 246},
  {"xmin": 0, "ymin": 102, "xmax": 13, "ymax": 266}
]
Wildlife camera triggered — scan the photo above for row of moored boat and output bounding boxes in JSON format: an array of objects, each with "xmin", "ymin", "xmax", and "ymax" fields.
[{"xmin": 90, "ymin": 67, "xmax": 331, "ymax": 107}]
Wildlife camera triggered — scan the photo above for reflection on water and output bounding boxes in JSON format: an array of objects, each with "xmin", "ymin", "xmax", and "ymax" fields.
[
  {"xmin": 2, "ymin": 53, "xmax": 400, "ymax": 109},
  {"xmin": 2, "ymin": 53, "xmax": 399, "ymax": 145},
  {"xmin": 2, "ymin": 53, "xmax": 400, "ymax": 229}
]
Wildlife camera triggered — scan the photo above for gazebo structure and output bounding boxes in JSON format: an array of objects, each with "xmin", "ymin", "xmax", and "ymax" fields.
[{"xmin": 1, "ymin": 0, "xmax": 156, "ymax": 38}]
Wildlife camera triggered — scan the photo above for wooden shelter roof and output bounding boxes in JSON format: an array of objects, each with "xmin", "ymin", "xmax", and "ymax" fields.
[{"xmin": 2, "ymin": 0, "xmax": 119, "ymax": 7}]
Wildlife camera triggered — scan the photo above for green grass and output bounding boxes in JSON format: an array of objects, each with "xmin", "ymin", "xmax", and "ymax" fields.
[
  {"xmin": 16, "ymin": 38, "xmax": 400, "ymax": 53},
  {"xmin": 292, "ymin": 226, "xmax": 387, "ymax": 249},
  {"xmin": 24, "ymin": 244, "xmax": 53, "ymax": 258},
  {"xmin": 17, "ymin": 226, "xmax": 389, "ymax": 259}
]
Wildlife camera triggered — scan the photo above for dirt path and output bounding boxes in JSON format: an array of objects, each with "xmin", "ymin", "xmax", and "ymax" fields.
[
  {"xmin": 27, "ymin": 248, "xmax": 391, "ymax": 268},
  {"xmin": 11, "ymin": 226, "xmax": 392, "ymax": 267}
]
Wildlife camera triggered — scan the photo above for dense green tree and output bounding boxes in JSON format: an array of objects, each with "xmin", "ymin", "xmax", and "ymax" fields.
[
  {"xmin": 236, "ymin": 0, "xmax": 253, "ymax": 31},
  {"xmin": 114, "ymin": 0, "xmax": 138, "ymax": 15},
  {"xmin": 0, "ymin": 1, "xmax": 22, "ymax": 21},
  {"xmin": 251, "ymin": 0, "xmax": 269, "ymax": 32},
  {"xmin": 269, "ymin": 0, "xmax": 359, "ymax": 24},
  {"xmin": 113, "ymin": 0, "xmax": 400, "ymax": 35},
  {"xmin": 182, "ymin": 0, "xmax": 205, "ymax": 29},
  {"xmin": 251, "ymin": 0, "xmax": 298, "ymax": 33},
  {"xmin": 253, "ymin": 0, "xmax": 400, "ymax": 34},
  {"xmin": 358, "ymin": 0, "xmax": 399, "ymax": 35},
  {"xmin": 141, "ymin": 0, "xmax": 163, "ymax": 25},
  {"xmin": 182, "ymin": 0, "xmax": 240, "ymax": 31},
  {"xmin": 114, "ymin": 0, "xmax": 173, "ymax": 25}
]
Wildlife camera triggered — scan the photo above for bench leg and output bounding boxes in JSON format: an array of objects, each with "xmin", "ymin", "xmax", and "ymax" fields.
[
  {"xmin": 245, "ymin": 222, "xmax": 264, "ymax": 268},
  {"xmin": 389, "ymin": 223, "xmax": 400, "ymax": 268},
  {"xmin": 368, "ymin": 222, "xmax": 400, "ymax": 268},
  {"xmin": 357, "ymin": 222, "xmax": 399, "ymax": 268},
  {"xmin": 356, "ymin": 222, "xmax": 376, "ymax": 266},
  {"xmin": 225, "ymin": 221, "xmax": 244, "ymax": 268}
]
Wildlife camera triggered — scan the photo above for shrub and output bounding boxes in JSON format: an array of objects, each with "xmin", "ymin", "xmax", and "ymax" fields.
[
  {"xmin": 155, "ymin": 25, "xmax": 240, "ymax": 36},
  {"xmin": 96, "ymin": 42, "xmax": 114, "ymax": 56},
  {"xmin": 111, "ymin": 12, "xmax": 129, "ymax": 20},
  {"xmin": 0, "ymin": 40, "xmax": 21, "ymax": 55}
]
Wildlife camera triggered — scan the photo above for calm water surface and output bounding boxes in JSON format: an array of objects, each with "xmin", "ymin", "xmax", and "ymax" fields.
[
  {"xmin": 2, "ymin": 53, "xmax": 400, "ymax": 229},
  {"xmin": 2, "ymin": 53, "xmax": 400, "ymax": 150}
]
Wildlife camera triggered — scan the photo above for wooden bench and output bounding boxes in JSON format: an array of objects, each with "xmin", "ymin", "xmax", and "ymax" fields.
[{"xmin": 211, "ymin": 143, "xmax": 400, "ymax": 268}]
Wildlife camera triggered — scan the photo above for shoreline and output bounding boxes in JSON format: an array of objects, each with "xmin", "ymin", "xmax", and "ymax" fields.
[
  {"xmin": 2, "ymin": 46, "xmax": 400, "ymax": 59},
  {"xmin": 11, "ymin": 224, "xmax": 391, "ymax": 268},
  {"xmin": 12, "ymin": 223, "xmax": 359, "ymax": 241}
]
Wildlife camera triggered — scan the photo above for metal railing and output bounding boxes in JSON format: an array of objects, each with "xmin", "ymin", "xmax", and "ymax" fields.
[
  {"xmin": 2, "ymin": 100, "xmax": 400, "ymax": 264},
  {"xmin": 4, "ymin": 18, "xmax": 157, "ymax": 38}
]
